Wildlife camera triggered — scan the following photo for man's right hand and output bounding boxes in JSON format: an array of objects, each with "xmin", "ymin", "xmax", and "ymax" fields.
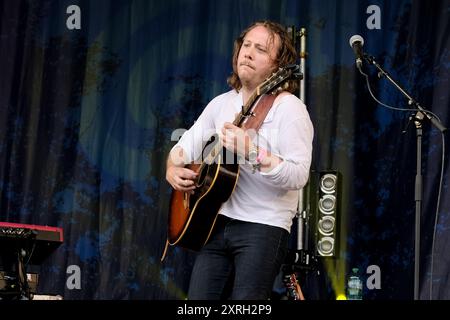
[{"xmin": 166, "ymin": 166, "xmax": 198, "ymax": 192}]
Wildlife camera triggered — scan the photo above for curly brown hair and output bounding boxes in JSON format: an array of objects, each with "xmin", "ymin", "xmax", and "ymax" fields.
[{"xmin": 227, "ymin": 21, "xmax": 298, "ymax": 94}]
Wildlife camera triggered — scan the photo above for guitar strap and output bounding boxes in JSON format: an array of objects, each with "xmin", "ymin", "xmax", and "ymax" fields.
[{"xmin": 242, "ymin": 93, "xmax": 277, "ymax": 132}]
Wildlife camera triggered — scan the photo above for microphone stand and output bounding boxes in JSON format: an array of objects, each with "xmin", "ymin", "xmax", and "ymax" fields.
[{"xmin": 361, "ymin": 54, "xmax": 446, "ymax": 300}]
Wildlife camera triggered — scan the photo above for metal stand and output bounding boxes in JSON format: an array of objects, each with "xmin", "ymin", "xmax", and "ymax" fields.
[
  {"xmin": 414, "ymin": 114, "xmax": 423, "ymax": 300},
  {"xmin": 289, "ymin": 26, "xmax": 308, "ymax": 252},
  {"xmin": 362, "ymin": 54, "xmax": 446, "ymax": 300},
  {"xmin": 281, "ymin": 26, "xmax": 313, "ymax": 300},
  {"xmin": 17, "ymin": 248, "xmax": 31, "ymax": 300}
]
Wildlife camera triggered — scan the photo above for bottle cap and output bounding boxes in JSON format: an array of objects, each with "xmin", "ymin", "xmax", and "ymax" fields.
[{"xmin": 352, "ymin": 268, "xmax": 359, "ymax": 273}]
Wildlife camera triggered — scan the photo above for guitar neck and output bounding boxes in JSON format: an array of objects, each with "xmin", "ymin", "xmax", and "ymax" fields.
[
  {"xmin": 202, "ymin": 91, "xmax": 260, "ymax": 166},
  {"xmin": 232, "ymin": 89, "xmax": 261, "ymax": 127}
]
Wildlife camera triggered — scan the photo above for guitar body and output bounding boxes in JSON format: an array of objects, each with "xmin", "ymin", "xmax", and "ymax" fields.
[{"xmin": 168, "ymin": 153, "xmax": 239, "ymax": 251}]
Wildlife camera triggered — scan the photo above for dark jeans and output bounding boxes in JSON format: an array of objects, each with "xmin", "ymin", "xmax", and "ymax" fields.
[{"xmin": 188, "ymin": 214, "xmax": 289, "ymax": 300}]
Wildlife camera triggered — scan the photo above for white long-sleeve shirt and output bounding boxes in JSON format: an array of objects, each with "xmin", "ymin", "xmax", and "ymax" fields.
[{"xmin": 172, "ymin": 89, "xmax": 314, "ymax": 232}]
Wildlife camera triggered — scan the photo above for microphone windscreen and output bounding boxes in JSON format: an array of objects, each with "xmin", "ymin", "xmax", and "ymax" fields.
[{"xmin": 349, "ymin": 34, "xmax": 364, "ymax": 48}]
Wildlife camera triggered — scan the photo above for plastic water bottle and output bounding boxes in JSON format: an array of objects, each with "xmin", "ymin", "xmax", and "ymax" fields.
[{"xmin": 347, "ymin": 268, "xmax": 363, "ymax": 300}]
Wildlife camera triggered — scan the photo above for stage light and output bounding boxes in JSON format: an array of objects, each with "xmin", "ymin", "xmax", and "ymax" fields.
[
  {"xmin": 317, "ymin": 236, "xmax": 335, "ymax": 256},
  {"xmin": 320, "ymin": 173, "xmax": 337, "ymax": 194},
  {"xmin": 311, "ymin": 171, "xmax": 340, "ymax": 257},
  {"xmin": 318, "ymin": 216, "xmax": 335, "ymax": 235},
  {"xmin": 318, "ymin": 194, "xmax": 336, "ymax": 213}
]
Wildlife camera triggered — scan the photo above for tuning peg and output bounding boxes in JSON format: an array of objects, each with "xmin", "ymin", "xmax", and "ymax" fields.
[
  {"xmin": 285, "ymin": 64, "xmax": 299, "ymax": 70},
  {"xmin": 293, "ymin": 72, "xmax": 303, "ymax": 79}
]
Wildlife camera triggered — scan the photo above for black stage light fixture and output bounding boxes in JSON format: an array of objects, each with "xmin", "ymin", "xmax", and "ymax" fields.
[{"xmin": 310, "ymin": 171, "xmax": 340, "ymax": 257}]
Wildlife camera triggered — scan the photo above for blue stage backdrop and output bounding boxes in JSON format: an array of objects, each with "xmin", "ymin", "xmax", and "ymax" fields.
[{"xmin": 0, "ymin": 0, "xmax": 448, "ymax": 299}]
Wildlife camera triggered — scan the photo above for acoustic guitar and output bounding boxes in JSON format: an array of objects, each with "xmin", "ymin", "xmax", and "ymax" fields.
[{"xmin": 167, "ymin": 64, "xmax": 301, "ymax": 251}]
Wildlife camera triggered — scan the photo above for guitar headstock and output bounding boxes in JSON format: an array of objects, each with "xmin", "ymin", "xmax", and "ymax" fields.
[{"xmin": 256, "ymin": 64, "xmax": 302, "ymax": 96}]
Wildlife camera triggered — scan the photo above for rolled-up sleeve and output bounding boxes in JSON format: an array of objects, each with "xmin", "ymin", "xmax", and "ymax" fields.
[{"xmin": 260, "ymin": 115, "xmax": 314, "ymax": 190}]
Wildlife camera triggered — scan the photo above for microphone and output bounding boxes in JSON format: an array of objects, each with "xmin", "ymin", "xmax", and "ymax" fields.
[{"xmin": 349, "ymin": 35, "xmax": 365, "ymax": 69}]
